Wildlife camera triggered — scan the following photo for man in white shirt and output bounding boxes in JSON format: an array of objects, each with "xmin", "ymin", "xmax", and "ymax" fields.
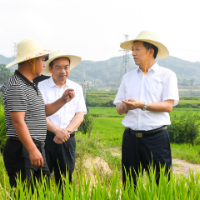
[
  {"xmin": 114, "ymin": 31, "xmax": 179, "ymax": 186},
  {"xmin": 38, "ymin": 50, "xmax": 87, "ymax": 189}
]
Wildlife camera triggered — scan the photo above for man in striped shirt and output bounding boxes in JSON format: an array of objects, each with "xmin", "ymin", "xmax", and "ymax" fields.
[{"xmin": 3, "ymin": 38, "xmax": 74, "ymax": 189}]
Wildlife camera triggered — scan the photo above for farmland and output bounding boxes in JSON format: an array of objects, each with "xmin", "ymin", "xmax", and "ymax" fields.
[{"xmin": 1, "ymin": 93, "xmax": 200, "ymax": 198}]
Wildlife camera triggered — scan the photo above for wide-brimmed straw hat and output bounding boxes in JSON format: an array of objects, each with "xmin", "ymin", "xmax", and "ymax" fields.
[
  {"xmin": 6, "ymin": 38, "xmax": 51, "ymax": 68},
  {"xmin": 42, "ymin": 50, "xmax": 82, "ymax": 76},
  {"xmin": 120, "ymin": 31, "xmax": 169, "ymax": 58}
]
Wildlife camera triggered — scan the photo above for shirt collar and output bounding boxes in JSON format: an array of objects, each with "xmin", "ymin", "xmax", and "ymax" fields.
[
  {"xmin": 49, "ymin": 76, "xmax": 69, "ymax": 88},
  {"xmin": 15, "ymin": 70, "xmax": 39, "ymax": 93},
  {"xmin": 149, "ymin": 62, "xmax": 159, "ymax": 72},
  {"xmin": 137, "ymin": 62, "xmax": 159, "ymax": 73}
]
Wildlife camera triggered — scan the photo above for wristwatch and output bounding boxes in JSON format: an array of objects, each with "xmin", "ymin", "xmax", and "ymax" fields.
[{"xmin": 142, "ymin": 102, "xmax": 147, "ymax": 111}]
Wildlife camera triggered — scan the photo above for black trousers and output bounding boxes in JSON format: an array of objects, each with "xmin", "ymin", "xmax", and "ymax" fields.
[
  {"xmin": 3, "ymin": 139, "xmax": 50, "ymax": 189},
  {"xmin": 45, "ymin": 131, "xmax": 76, "ymax": 188},
  {"xmin": 122, "ymin": 128, "xmax": 172, "ymax": 186}
]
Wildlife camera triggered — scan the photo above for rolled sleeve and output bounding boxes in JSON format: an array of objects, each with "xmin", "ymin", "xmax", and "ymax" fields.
[
  {"xmin": 162, "ymin": 71, "xmax": 179, "ymax": 106},
  {"xmin": 75, "ymin": 86, "xmax": 87, "ymax": 114}
]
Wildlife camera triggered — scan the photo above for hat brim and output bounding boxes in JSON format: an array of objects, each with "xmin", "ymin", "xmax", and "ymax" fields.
[
  {"xmin": 120, "ymin": 39, "xmax": 169, "ymax": 59},
  {"xmin": 6, "ymin": 50, "xmax": 52, "ymax": 68},
  {"xmin": 42, "ymin": 54, "xmax": 82, "ymax": 76}
]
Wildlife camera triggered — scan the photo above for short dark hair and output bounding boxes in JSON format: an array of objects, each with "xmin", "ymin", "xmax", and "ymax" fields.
[
  {"xmin": 49, "ymin": 57, "xmax": 71, "ymax": 68},
  {"xmin": 133, "ymin": 41, "xmax": 158, "ymax": 59}
]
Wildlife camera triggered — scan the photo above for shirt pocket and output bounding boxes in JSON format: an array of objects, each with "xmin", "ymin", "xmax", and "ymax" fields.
[
  {"xmin": 126, "ymin": 82, "xmax": 141, "ymax": 99},
  {"xmin": 149, "ymin": 81, "xmax": 163, "ymax": 100}
]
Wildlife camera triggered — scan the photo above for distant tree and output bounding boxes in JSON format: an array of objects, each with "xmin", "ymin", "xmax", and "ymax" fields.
[
  {"xmin": 190, "ymin": 79, "xmax": 194, "ymax": 86},
  {"xmin": 182, "ymin": 79, "xmax": 189, "ymax": 86}
]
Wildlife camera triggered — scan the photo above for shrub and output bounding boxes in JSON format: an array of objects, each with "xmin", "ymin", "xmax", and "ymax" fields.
[
  {"xmin": 0, "ymin": 104, "xmax": 6, "ymax": 152},
  {"xmin": 168, "ymin": 111, "xmax": 200, "ymax": 145},
  {"xmin": 79, "ymin": 114, "xmax": 94, "ymax": 134},
  {"xmin": 0, "ymin": 95, "xmax": 3, "ymax": 104}
]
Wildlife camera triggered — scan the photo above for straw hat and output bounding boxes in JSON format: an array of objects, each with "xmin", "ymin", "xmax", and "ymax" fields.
[
  {"xmin": 42, "ymin": 50, "xmax": 82, "ymax": 76},
  {"xmin": 120, "ymin": 31, "xmax": 169, "ymax": 58},
  {"xmin": 6, "ymin": 38, "xmax": 51, "ymax": 68}
]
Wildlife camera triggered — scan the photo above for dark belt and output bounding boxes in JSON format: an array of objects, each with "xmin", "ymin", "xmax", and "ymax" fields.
[
  {"xmin": 127, "ymin": 125, "xmax": 167, "ymax": 138},
  {"xmin": 7, "ymin": 136, "xmax": 45, "ymax": 148}
]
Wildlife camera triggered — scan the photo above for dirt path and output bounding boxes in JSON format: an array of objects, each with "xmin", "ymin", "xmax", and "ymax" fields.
[
  {"xmin": 109, "ymin": 147, "xmax": 200, "ymax": 177},
  {"xmin": 172, "ymin": 158, "xmax": 200, "ymax": 176}
]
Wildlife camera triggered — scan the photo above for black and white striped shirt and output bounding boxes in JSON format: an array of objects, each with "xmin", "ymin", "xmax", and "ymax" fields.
[{"xmin": 4, "ymin": 70, "xmax": 47, "ymax": 142}]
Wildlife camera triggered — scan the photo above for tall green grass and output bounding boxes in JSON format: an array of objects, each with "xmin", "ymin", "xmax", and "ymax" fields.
[
  {"xmin": 1, "ymin": 167, "xmax": 200, "ymax": 199},
  {"xmin": 0, "ymin": 104, "xmax": 6, "ymax": 151}
]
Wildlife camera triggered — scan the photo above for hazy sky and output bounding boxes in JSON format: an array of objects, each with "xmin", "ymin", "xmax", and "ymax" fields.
[{"xmin": 0, "ymin": 0, "xmax": 200, "ymax": 62}]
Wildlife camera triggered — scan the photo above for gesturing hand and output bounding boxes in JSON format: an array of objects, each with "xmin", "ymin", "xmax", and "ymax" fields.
[
  {"xmin": 122, "ymin": 99, "xmax": 144, "ymax": 110},
  {"xmin": 62, "ymin": 89, "xmax": 75, "ymax": 103}
]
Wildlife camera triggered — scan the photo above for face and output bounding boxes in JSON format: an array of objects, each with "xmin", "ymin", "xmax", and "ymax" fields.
[
  {"xmin": 132, "ymin": 41, "xmax": 149, "ymax": 67},
  {"xmin": 50, "ymin": 57, "xmax": 70, "ymax": 82},
  {"xmin": 35, "ymin": 56, "xmax": 46, "ymax": 76}
]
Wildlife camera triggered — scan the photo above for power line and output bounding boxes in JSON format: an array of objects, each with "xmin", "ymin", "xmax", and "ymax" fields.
[{"xmin": 119, "ymin": 35, "xmax": 131, "ymax": 80}]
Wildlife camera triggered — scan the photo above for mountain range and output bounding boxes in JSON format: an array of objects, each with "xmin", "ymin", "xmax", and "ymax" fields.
[{"xmin": 1, "ymin": 54, "xmax": 200, "ymax": 85}]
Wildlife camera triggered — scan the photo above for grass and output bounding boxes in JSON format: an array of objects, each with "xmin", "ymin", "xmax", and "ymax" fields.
[
  {"xmin": 76, "ymin": 132, "xmax": 121, "ymax": 173},
  {"xmin": 0, "ymin": 104, "xmax": 6, "ymax": 150},
  {"xmin": 0, "ymin": 154, "xmax": 8, "ymax": 187},
  {"xmin": 1, "ymin": 166, "xmax": 200, "ymax": 199},
  {"xmin": 1, "ymin": 105, "xmax": 200, "ymax": 198},
  {"xmin": 171, "ymin": 143, "xmax": 200, "ymax": 164},
  {"xmin": 87, "ymin": 107, "xmax": 200, "ymax": 164},
  {"xmin": 86, "ymin": 92, "xmax": 200, "ymax": 107}
]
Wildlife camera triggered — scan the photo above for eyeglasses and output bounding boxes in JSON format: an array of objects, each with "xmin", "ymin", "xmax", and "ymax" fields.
[{"xmin": 54, "ymin": 65, "xmax": 70, "ymax": 71}]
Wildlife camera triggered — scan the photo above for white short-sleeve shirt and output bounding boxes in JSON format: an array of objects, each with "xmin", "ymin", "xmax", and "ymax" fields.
[
  {"xmin": 113, "ymin": 63, "xmax": 179, "ymax": 131},
  {"xmin": 38, "ymin": 76, "xmax": 87, "ymax": 128}
]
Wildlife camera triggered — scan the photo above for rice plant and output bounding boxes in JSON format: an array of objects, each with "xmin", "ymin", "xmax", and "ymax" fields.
[{"xmin": 1, "ymin": 166, "xmax": 200, "ymax": 199}]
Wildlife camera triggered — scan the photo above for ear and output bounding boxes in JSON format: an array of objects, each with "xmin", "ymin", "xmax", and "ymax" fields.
[
  {"xmin": 49, "ymin": 67, "xmax": 53, "ymax": 74},
  {"xmin": 28, "ymin": 59, "xmax": 35, "ymax": 66},
  {"xmin": 149, "ymin": 49, "xmax": 154, "ymax": 58}
]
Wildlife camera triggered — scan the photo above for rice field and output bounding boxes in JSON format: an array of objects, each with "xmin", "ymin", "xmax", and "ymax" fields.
[
  {"xmin": 1, "ymin": 96, "xmax": 200, "ymax": 198},
  {"xmin": 1, "ymin": 167, "xmax": 200, "ymax": 199}
]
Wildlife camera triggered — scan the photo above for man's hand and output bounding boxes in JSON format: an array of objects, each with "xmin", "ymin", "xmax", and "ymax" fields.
[
  {"xmin": 62, "ymin": 89, "xmax": 75, "ymax": 103},
  {"xmin": 54, "ymin": 128, "xmax": 71, "ymax": 141},
  {"xmin": 122, "ymin": 99, "xmax": 144, "ymax": 110},
  {"xmin": 53, "ymin": 129, "xmax": 72, "ymax": 144},
  {"xmin": 10, "ymin": 111, "xmax": 44, "ymax": 168},
  {"xmin": 53, "ymin": 136, "xmax": 63, "ymax": 144},
  {"xmin": 29, "ymin": 148, "xmax": 44, "ymax": 167},
  {"xmin": 45, "ymin": 89, "xmax": 75, "ymax": 117}
]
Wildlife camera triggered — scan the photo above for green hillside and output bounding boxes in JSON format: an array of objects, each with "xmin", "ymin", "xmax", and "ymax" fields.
[{"xmin": 1, "ymin": 54, "xmax": 200, "ymax": 86}]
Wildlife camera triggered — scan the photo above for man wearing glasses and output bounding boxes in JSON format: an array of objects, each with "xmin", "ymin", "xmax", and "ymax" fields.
[{"xmin": 37, "ymin": 50, "xmax": 87, "ymax": 189}]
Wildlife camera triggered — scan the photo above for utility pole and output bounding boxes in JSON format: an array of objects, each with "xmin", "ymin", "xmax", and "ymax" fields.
[
  {"xmin": 12, "ymin": 43, "xmax": 17, "ymax": 57},
  {"xmin": 82, "ymin": 65, "xmax": 88, "ymax": 101},
  {"xmin": 119, "ymin": 35, "xmax": 130, "ymax": 78},
  {"xmin": 82, "ymin": 80, "xmax": 87, "ymax": 100}
]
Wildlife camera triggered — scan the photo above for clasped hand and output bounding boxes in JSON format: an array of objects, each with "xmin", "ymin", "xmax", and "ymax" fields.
[
  {"xmin": 53, "ymin": 128, "xmax": 72, "ymax": 144},
  {"xmin": 122, "ymin": 99, "xmax": 144, "ymax": 110}
]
